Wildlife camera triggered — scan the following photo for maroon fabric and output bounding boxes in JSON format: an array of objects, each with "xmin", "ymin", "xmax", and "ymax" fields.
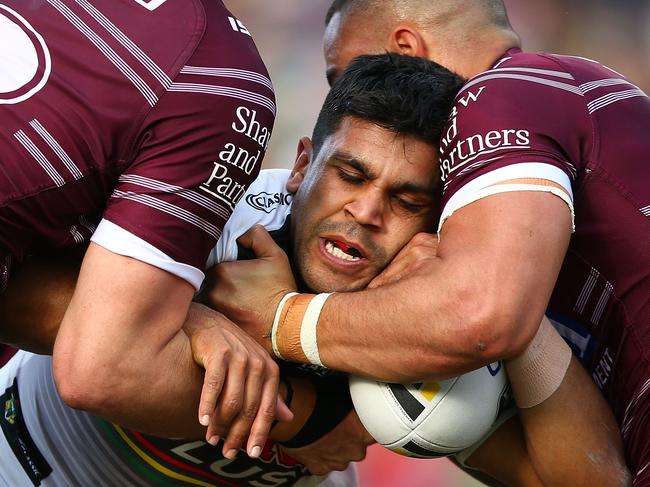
[
  {"xmin": 440, "ymin": 48, "xmax": 650, "ymax": 476},
  {"xmin": 0, "ymin": 344, "xmax": 17, "ymax": 368},
  {"xmin": 0, "ymin": 0, "xmax": 275, "ymax": 288}
]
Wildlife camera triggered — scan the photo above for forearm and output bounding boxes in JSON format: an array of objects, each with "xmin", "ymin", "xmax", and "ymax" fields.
[
  {"xmin": 321, "ymin": 267, "xmax": 498, "ymax": 381},
  {"xmin": 278, "ymin": 258, "xmax": 543, "ymax": 383},
  {"xmin": 274, "ymin": 193, "xmax": 571, "ymax": 382},
  {"xmin": 510, "ymin": 357, "xmax": 630, "ymax": 486},
  {"xmin": 463, "ymin": 320, "xmax": 629, "ymax": 486},
  {"xmin": 48, "ymin": 243, "xmax": 215, "ymax": 437},
  {"xmin": 459, "ymin": 417, "xmax": 542, "ymax": 487},
  {"xmin": 53, "ymin": 293, "xmax": 211, "ymax": 437},
  {"xmin": 0, "ymin": 251, "xmax": 81, "ymax": 354}
]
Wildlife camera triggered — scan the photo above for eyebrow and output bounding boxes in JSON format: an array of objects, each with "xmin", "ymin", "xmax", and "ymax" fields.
[
  {"xmin": 330, "ymin": 151, "xmax": 436, "ymax": 196},
  {"xmin": 330, "ymin": 151, "xmax": 375, "ymax": 176}
]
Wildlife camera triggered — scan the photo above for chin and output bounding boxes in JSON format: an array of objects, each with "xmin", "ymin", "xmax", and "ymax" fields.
[{"xmin": 303, "ymin": 273, "xmax": 369, "ymax": 294}]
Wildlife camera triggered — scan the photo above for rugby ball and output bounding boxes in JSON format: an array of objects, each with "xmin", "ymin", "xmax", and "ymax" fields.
[{"xmin": 349, "ymin": 362, "xmax": 509, "ymax": 458}]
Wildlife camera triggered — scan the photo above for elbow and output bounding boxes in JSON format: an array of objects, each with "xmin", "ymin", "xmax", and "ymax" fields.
[
  {"xmin": 456, "ymin": 293, "xmax": 540, "ymax": 364},
  {"xmin": 52, "ymin": 350, "xmax": 117, "ymax": 414}
]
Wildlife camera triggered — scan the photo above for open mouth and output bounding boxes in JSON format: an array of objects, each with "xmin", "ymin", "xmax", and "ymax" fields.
[{"xmin": 324, "ymin": 239, "xmax": 363, "ymax": 262}]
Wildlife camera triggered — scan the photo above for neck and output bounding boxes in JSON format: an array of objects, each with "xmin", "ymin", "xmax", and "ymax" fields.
[{"xmin": 430, "ymin": 29, "xmax": 520, "ymax": 79}]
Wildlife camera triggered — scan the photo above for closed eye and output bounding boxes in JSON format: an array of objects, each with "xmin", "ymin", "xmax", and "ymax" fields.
[
  {"xmin": 337, "ymin": 168, "xmax": 364, "ymax": 185},
  {"xmin": 394, "ymin": 196, "xmax": 430, "ymax": 214}
]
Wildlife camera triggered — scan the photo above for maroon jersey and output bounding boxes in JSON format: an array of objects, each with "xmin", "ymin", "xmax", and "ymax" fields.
[
  {"xmin": 0, "ymin": 0, "xmax": 275, "ymax": 291},
  {"xmin": 439, "ymin": 48, "xmax": 650, "ymax": 479}
]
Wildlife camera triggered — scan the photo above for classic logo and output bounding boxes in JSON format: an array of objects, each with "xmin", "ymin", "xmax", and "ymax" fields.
[{"xmin": 245, "ymin": 191, "xmax": 292, "ymax": 214}]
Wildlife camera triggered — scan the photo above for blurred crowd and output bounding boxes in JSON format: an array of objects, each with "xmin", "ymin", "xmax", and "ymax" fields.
[{"xmin": 223, "ymin": 2, "xmax": 649, "ymax": 486}]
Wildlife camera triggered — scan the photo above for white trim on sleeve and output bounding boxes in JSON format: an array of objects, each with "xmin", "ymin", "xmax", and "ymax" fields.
[
  {"xmin": 439, "ymin": 163, "xmax": 575, "ymax": 233},
  {"xmin": 91, "ymin": 219, "xmax": 205, "ymax": 291}
]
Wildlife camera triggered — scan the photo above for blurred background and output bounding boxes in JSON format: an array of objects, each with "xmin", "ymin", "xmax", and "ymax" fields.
[
  {"xmin": 226, "ymin": 0, "xmax": 650, "ymax": 171},
  {"xmin": 223, "ymin": 2, "xmax": 649, "ymax": 486}
]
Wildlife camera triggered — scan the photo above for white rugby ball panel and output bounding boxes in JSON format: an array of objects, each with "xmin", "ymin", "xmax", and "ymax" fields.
[{"xmin": 350, "ymin": 361, "xmax": 509, "ymax": 458}]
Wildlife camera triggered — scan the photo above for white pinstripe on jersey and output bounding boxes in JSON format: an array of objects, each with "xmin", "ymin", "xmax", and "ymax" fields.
[
  {"xmin": 574, "ymin": 267, "xmax": 600, "ymax": 315},
  {"xmin": 459, "ymin": 72, "xmax": 583, "ymax": 97},
  {"xmin": 111, "ymin": 189, "xmax": 222, "ymax": 239},
  {"xmin": 180, "ymin": 66, "xmax": 273, "ymax": 91},
  {"xmin": 47, "ymin": 0, "xmax": 158, "ymax": 106},
  {"xmin": 588, "ymin": 88, "xmax": 648, "ymax": 114},
  {"xmin": 118, "ymin": 174, "xmax": 231, "ymax": 222},
  {"xmin": 167, "ymin": 82, "xmax": 276, "ymax": 115},
  {"xmin": 14, "ymin": 130, "xmax": 66, "ymax": 187},
  {"xmin": 29, "ymin": 119, "xmax": 83, "ymax": 180},
  {"xmin": 75, "ymin": 0, "xmax": 173, "ymax": 89}
]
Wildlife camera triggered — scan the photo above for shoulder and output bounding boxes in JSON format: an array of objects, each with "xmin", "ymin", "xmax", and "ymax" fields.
[
  {"xmin": 451, "ymin": 49, "xmax": 584, "ymax": 120},
  {"xmin": 206, "ymin": 169, "xmax": 293, "ymax": 266}
]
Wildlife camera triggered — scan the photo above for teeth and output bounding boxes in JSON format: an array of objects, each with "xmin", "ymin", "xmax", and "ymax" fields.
[{"xmin": 325, "ymin": 240, "xmax": 361, "ymax": 262}]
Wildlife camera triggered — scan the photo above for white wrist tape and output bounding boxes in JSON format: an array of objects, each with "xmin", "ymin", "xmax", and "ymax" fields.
[
  {"xmin": 300, "ymin": 293, "xmax": 334, "ymax": 367},
  {"xmin": 271, "ymin": 292, "xmax": 298, "ymax": 360},
  {"xmin": 506, "ymin": 316, "xmax": 572, "ymax": 408}
]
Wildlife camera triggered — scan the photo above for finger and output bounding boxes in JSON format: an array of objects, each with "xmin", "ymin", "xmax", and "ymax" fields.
[
  {"xmin": 237, "ymin": 225, "xmax": 285, "ymax": 259},
  {"xmin": 244, "ymin": 365, "xmax": 291, "ymax": 458},
  {"xmin": 368, "ymin": 262, "xmax": 410, "ymax": 289},
  {"xmin": 221, "ymin": 355, "xmax": 267, "ymax": 458},
  {"xmin": 275, "ymin": 395, "xmax": 294, "ymax": 422},
  {"xmin": 369, "ymin": 234, "xmax": 438, "ymax": 289},
  {"xmin": 197, "ymin": 355, "xmax": 227, "ymax": 428},
  {"xmin": 206, "ymin": 353, "xmax": 247, "ymax": 445}
]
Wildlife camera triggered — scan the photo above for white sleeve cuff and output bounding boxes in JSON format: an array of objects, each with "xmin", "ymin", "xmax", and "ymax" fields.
[
  {"xmin": 439, "ymin": 163, "xmax": 575, "ymax": 233},
  {"xmin": 91, "ymin": 219, "xmax": 205, "ymax": 291}
]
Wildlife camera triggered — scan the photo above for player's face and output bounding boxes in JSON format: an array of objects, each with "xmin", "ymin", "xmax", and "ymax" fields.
[
  {"xmin": 323, "ymin": 12, "xmax": 383, "ymax": 86},
  {"xmin": 289, "ymin": 117, "xmax": 439, "ymax": 293}
]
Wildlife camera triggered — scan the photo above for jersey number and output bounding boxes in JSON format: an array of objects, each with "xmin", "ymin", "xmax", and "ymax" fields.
[
  {"xmin": 131, "ymin": 0, "xmax": 168, "ymax": 11},
  {"xmin": 228, "ymin": 16, "xmax": 251, "ymax": 36}
]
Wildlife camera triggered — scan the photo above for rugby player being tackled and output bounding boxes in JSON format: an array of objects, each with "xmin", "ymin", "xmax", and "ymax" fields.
[{"xmin": 1, "ymin": 55, "xmax": 628, "ymax": 486}]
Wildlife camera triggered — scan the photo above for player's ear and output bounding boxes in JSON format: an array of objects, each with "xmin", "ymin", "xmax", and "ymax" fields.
[
  {"xmin": 286, "ymin": 136, "xmax": 313, "ymax": 193},
  {"xmin": 385, "ymin": 26, "xmax": 428, "ymax": 58}
]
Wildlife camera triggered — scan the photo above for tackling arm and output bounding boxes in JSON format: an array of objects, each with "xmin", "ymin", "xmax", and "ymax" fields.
[
  {"xmin": 1, "ymin": 247, "xmax": 213, "ymax": 437},
  {"xmin": 208, "ymin": 190, "xmax": 572, "ymax": 382},
  {"xmin": 0, "ymin": 249, "xmax": 363, "ymax": 468},
  {"xmin": 319, "ymin": 191, "xmax": 572, "ymax": 380},
  {"xmin": 460, "ymin": 319, "xmax": 630, "ymax": 487},
  {"xmin": 46, "ymin": 242, "xmax": 287, "ymax": 459}
]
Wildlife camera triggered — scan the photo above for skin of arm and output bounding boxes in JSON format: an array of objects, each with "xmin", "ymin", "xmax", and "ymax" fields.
[
  {"xmin": 0, "ymin": 241, "xmax": 629, "ymax": 482},
  {"xmin": 321, "ymin": 191, "xmax": 572, "ymax": 380},
  {"xmin": 0, "ymin": 247, "xmax": 361, "ymax": 468},
  {"xmin": 48, "ymin": 242, "xmax": 285, "ymax": 458},
  {"xmin": 50, "ymin": 242, "xmax": 216, "ymax": 436},
  {"xmin": 0, "ymin": 249, "xmax": 82, "ymax": 354},
  {"xmin": 208, "ymin": 191, "xmax": 572, "ymax": 382},
  {"xmin": 464, "ymin": 355, "xmax": 631, "ymax": 487}
]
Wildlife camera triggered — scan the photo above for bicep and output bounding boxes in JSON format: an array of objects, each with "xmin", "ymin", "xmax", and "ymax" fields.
[
  {"xmin": 438, "ymin": 190, "xmax": 572, "ymax": 354},
  {"xmin": 54, "ymin": 242, "xmax": 195, "ymax": 375}
]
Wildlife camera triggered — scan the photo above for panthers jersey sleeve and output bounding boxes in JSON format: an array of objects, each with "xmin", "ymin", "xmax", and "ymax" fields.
[
  {"xmin": 93, "ymin": 2, "xmax": 275, "ymax": 289},
  {"xmin": 438, "ymin": 48, "xmax": 593, "ymax": 232}
]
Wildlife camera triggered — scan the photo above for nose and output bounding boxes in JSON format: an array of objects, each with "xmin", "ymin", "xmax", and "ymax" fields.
[{"xmin": 343, "ymin": 187, "xmax": 385, "ymax": 229}]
